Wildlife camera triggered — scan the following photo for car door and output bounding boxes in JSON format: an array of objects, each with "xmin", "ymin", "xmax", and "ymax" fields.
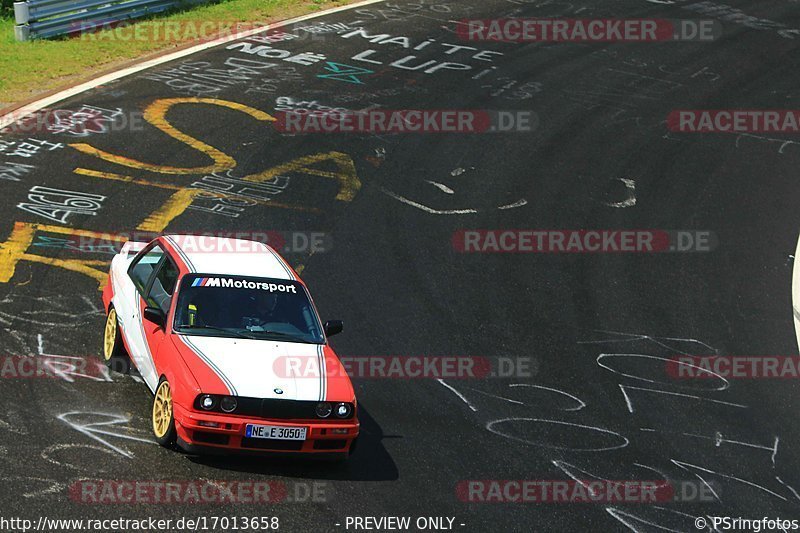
[
  {"xmin": 122, "ymin": 244, "xmax": 166, "ymax": 391},
  {"xmin": 142, "ymin": 254, "xmax": 179, "ymax": 379}
]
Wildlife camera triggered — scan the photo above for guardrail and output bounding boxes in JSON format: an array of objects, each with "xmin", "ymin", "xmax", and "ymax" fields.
[{"xmin": 13, "ymin": 0, "xmax": 203, "ymax": 41}]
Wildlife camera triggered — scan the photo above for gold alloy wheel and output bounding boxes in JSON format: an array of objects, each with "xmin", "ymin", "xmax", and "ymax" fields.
[
  {"xmin": 103, "ymin": 309, "xmax": 117, "ymax": 361},
  {"xmin": 152, "ymin": 381, "xmax": 173, "ymax": 438}
]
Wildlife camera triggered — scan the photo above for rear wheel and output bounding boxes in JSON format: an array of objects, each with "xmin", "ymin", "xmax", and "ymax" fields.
[
  {"xmin": 152, "ymin": 379, "xmax": 177, "ymax": 447},
  {"xmin": 103, "ymin": 307, "xmax": 129, "ymax": 373}
]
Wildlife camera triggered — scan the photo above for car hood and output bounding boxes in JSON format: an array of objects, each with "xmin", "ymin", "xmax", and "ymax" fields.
[{"xmin": 173, "ymin": 334, "xmax": 352, "ymax": 402}]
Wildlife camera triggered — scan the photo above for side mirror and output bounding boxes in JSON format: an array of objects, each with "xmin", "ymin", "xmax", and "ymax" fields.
[
  {"xmin": 324, "ymin": 320, "xmax": 343, "ymax": 337},
  {"xmin": 143, "ymin": 306, "xmax": 166, "ymax": 328}
]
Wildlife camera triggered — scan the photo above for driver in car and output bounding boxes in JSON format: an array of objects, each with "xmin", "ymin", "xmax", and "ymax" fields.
[{"xmin": 242, "ymin": 291, "xmax": 281, "ymax": 329}]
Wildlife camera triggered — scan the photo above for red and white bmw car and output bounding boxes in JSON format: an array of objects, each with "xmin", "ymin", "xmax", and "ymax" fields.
[{"xmin": 101, "ymin": 235, "xmax": 358, "ymax": 458}]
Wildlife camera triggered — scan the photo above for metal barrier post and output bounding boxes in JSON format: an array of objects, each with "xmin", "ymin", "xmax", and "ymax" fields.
[{"xmin": 14, "ymin": 2, "xmax": 31, "ymax": 41}]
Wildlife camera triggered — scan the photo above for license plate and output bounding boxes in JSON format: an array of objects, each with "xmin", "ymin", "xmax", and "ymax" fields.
[{"xmin": 245, "ymin": 424, "xmax": 307, "ymax": 441}]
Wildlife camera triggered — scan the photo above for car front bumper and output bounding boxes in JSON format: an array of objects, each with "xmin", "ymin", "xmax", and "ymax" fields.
[{"xmin": 173, "ymin": 403, "xmax": 359, "ymax": 455}]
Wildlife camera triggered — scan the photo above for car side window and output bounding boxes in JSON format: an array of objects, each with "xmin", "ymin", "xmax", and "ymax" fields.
[
  {"xmin": 128, "ymin": 245, "xmax": 165, "ymax": 295},
  {"xmin": 147, "ymin": 257, "xmax": 179, "ymax": 314}
]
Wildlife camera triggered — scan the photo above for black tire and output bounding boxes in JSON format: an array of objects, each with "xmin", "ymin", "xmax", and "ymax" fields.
[
  {"xmin": 152, "ymin": 378, "xmax": 177, "ymax": 447},
  {"xmin": 103, "ymin": 306, "xmax": 130, "ymax": 374}
]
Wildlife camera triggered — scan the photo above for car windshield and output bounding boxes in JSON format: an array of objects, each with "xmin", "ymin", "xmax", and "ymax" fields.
[{"xmin": 173, "ymin": 275, "xmax": 324, "ymax": 344}]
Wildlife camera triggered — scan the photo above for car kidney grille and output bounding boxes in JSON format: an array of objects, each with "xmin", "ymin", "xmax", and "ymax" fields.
[{"xmin": 231, "ymin": 397, "xmax": 354, "ymax": 420}]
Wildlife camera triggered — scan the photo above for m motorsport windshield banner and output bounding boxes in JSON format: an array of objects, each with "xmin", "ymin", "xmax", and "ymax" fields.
[{"xmin": 191, "ymin": 277, "xmax": 298, "ymax": 293}]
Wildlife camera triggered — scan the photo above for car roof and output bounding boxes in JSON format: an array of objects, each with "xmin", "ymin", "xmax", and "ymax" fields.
[{"xmin": 161, "ymin": 235, "xmax": 295, "ymax": 281}]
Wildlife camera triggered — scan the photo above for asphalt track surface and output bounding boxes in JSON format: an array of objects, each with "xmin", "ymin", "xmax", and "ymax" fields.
[{"xmin": 2, "ymin": 0, "xmax": 800, "ymax": 531}]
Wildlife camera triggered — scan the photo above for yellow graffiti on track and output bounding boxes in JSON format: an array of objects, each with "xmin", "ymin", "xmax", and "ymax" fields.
[
  {"xmin": 74, "ymin": 168, "xmax": 322, "ymax": 216},
  {"xmin": 0, "ymin": 223, "xmax": 129, "ymax": 290},
  {"xmin": 70, "ymin": 98, "xmax": 275, "ymax": 175},
  {"xmin": 136, "ymin": 189, "xmax": 206, "ymax": 232},
  {"xmin": 243, "ymin": 151, "xmax": 361, "ymax": 202},
  {"xmin": 1, "ymin": 98, "xmax": 362, "ymax": 291}
]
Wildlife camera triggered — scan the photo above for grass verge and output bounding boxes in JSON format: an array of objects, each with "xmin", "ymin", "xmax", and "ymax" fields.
[{"xmin": 0, "ymin": 0, "xmax": 358, "ymax": 109}]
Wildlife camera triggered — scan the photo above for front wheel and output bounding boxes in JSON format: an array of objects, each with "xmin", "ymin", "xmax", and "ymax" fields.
[
  {"xmin": 103, "ymin": 307, "xmax": 129, "ymax": 373},
  {"xmin": 152, "ymin": 379, "xmax": 177, "ymax": 447}
]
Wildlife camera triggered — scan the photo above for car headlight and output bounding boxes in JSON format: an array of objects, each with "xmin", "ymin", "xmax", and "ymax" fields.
[
  {"xmin": 335, "ymin": 402, "xmax": 352, "ymax": 418},
  {"xmin": 200, "ymin": 394, "xmax": 216, "ymax": 410},
  {"xmin": 220, "ymin": 396, "xmax": 237, "ymax": 413},
  {"xmin": 316, "ymin": 402, "xmax": 332, "ymax": 418}
]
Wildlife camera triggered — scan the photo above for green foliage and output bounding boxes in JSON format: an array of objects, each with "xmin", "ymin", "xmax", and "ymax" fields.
[{"xmin": 1, "ymin": 0, "xmax": 13, "ymax": 19}]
